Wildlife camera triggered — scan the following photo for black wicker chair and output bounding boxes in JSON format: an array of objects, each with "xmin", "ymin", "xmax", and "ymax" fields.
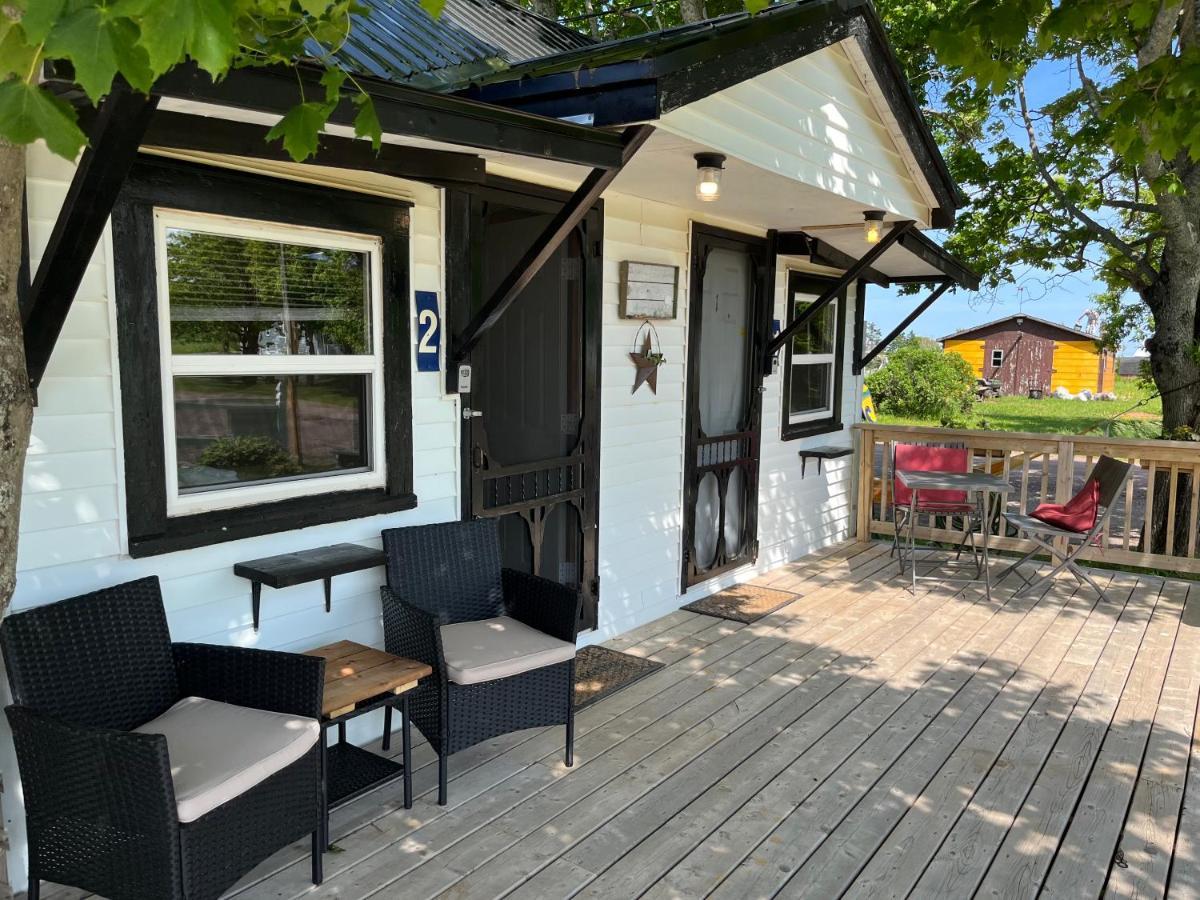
[
  {"xmin": 1, "ymin": 576, "xmax": 326, "ymax": 900},
  {"xmin": 380, "ymin": 519, "xmax": 581, "ymax": 805}
]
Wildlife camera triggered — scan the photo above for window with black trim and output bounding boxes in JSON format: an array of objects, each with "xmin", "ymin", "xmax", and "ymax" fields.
[
  {"xmin": 112, "ymin": 158, "xmax": 414, "ymax": 557},
  {"xmin": 781, "ymin": 272, "xmax": 846, "ymax": 440}
]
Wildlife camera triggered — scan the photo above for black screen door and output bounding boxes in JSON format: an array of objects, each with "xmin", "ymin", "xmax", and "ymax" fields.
[
  {"xmin": 448, "ymin": 186, "xmax": 602, "ymax": 630},
  {"xmin": 681, "ymin": 225, "xmax": 770, "ymax": 589}
]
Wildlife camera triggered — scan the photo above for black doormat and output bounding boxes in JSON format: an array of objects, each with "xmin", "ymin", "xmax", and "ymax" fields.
[
  {"xmin": 681, "ymin": 584, "xmax": 802, "ymax": 624},
  {"xmin": 574, "ymin": 645, "xmax": 665, "ymax": 710}
]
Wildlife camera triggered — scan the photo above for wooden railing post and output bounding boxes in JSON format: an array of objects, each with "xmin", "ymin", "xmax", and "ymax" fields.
[
  {"xmin": 1052, "ymin": 439, "xmax": 1076, "ymax": 556},
  {"xmin": 855, "ymin": 426, "xmax": 874, "ymax": 542}
]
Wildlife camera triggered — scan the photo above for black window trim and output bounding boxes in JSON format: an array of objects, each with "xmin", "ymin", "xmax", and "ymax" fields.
[
  {"xmin": 112, "ymin": 156, "xmax": 416, "ymax": 558},
  {"xmin": 780, "ymin": 270, "xmax": 848, "ymax": 442}
]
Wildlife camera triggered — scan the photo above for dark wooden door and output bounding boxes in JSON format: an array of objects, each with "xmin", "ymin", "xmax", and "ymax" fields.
[
  {"xmin": 984, "ymin": 329, "xmax": 1052, "ymax": 395},
  {"xmin": 681, "ymin": 225, "xmax": 770, "ymax": 590},
  {"xmin": 448, "ymin": 186, "xmax": 602, "ymax": 630}
]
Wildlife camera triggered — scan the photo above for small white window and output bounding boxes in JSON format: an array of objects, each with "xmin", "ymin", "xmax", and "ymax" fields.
[
  {"xmin": 991, "ymin": 348, "xmax": 1004, "ymax": 368},
  {"xmin": 154, "ymin": 210, "xmax": 386, "ymax": 515},
  {"xmin": 788, "ymin": 292, "xmax": 838, "ymax": 424}
]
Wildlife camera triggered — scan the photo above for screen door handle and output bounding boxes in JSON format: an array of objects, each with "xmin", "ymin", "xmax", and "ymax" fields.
[{"xmin": 462, "ymin": 407, "xmax": 484, "ymax": 420}]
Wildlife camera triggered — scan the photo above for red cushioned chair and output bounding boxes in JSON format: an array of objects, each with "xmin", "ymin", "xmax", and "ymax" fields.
[
  {"xmin": 996, "ymin": 455, "xmax": 1132, "ymax": 600},
  {"xmin": 891, "ymin": 443, "xmax": 983, "ymax": 582}
]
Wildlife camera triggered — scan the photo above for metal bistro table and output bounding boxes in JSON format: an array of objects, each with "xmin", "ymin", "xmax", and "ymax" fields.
[{"xmin": 895, "ymin": 469, "xmax": 1011, "ymax": 601}]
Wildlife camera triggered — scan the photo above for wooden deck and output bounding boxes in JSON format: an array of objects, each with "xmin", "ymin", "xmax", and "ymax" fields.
[{"xmin": 46, "ymin": 540, "xmax": 1200, "ymax": 899}]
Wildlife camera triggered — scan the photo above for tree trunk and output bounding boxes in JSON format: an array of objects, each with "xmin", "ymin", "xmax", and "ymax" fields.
[
  {"xmin": 530, "ymin": 0, "xmax": 557, "ymax": 20},
  {"xmin": 0, "ymin": 137, "xmax": 32, "ymax": 900},
  {"xmin": 0, "ymin": 138, "xmax": 33, "ymax": 620},
  {"xmin": 680, "ymin": 0, "xmax": 707, "ymax": 22},
  {"xmin": 1142, "ymin": 250, "xmax": 1200, "ymax": 556}
]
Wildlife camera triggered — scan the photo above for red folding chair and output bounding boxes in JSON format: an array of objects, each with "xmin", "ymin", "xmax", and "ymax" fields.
[{"xmin": 891, "ymin": 443, "xmax": 983, "ymax": 583}]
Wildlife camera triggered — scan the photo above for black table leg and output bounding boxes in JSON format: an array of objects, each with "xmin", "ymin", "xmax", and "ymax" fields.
[
  {"xmin": 338, "ymin": 721, "xmax": 347, "ymax": 744},
  {"xmin": 402, "ymin": 693, "xmax": 413, "ymax": 810},
  {"xmin": 319, "ymin": 724, "xmax": 330, "ymax": 852},
  {"xmin": 382, "ymin": 704, "xmax": 393, "ymax": 752}
]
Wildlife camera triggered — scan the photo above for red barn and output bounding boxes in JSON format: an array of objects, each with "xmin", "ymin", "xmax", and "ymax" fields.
[{"xmin": 940, "ymin": 314, "xmax": 1116, "ymax": 396}]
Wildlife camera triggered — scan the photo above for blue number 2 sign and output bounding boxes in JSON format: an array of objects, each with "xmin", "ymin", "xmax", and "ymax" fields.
[{"xmin": 415, "ymin": 291, "xmax": 440, "ymax": 372}]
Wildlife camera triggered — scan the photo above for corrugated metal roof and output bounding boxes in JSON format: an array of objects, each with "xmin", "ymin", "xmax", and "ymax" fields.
[{"xmin": 319, "ymin": 0, "xmax": 594, "ymax": 88}]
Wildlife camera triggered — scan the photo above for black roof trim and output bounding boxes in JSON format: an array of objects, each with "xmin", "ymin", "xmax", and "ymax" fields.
[
  {"xmin": 49, "ymin": 60, "xmax": 630, "ymax": 170},
  {"xmin": 458, "ymin": 0, "xmax": 964, "ymax": 224}
]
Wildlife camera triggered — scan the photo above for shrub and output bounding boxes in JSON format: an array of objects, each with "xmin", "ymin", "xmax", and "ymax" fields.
[
  {"xmin": 866, "ymin": 345, "xmax": 976, "ymax": 419},
  {"xmin": 198, "ymin": 436, "xmax": 302, "ymax": 479}
]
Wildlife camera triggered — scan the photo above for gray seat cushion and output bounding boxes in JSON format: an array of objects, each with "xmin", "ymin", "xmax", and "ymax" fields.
[
  {"xmin": 439, "ymin": 616, "xmax": 576, "ymax": 686},
  {"xmin": 135, "ymin": 696, "xmax": 320, "ymax": 822}
]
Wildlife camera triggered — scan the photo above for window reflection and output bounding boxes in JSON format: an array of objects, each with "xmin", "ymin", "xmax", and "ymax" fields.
[
  {"xmin": 165, "ymin": 229, "xmax": 371, "ymax": 356},
  {"xmin": 173, "ymin": 374, "xmax": 370, "ymax": 492}
]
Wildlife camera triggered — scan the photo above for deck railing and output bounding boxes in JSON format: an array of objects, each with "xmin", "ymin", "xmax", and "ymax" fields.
[{"xmin": 853, "ymin": 423, "xmax": 1200, "ymax": 576}]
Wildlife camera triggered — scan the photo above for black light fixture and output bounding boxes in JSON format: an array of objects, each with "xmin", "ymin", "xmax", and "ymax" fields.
[
  {"xmin": 694, "ymin": 152, "xmax": 726, "ymax": 202},
  {"xmin": 863, "ymin": 209, "xmax": 886, "ymax": 244}
]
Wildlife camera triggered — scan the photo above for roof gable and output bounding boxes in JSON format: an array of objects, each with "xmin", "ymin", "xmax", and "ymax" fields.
[
  {"xmin": 939, "ymin": 314, "xmax": 1101, "ymax": 343},
  {"xmin": 455, "ymin": 0, "xmax": 963, "ymax": 225}
]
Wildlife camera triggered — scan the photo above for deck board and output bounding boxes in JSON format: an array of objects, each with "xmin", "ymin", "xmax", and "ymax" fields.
[{"xmin": 36, "ymin": 541, "xmax": 1200, "ymax": 900}]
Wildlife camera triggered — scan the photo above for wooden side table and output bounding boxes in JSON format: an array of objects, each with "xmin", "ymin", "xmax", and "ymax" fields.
[{"xmin": 305, "ymin": 640, "xmax": 431, "ymax": 849}]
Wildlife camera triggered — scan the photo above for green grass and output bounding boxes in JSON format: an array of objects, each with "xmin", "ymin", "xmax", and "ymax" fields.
[{"xmin": 876, "ymin": 376, "xmax": 1163, "ymax": 439}]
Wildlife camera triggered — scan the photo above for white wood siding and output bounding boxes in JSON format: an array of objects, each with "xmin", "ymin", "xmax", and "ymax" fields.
[
  {"xmin": 592, "ymin": 199, "xmax": 859, "ymax": 642},
  {"xmin": 658, "ymin": 42, "xmax": 933, "ymax": 225},
  {"xmin": 16, "ymin": 144, "xmax": 458, "ymax": 653},
  {"xmin": 6, "ymin": 142, "xmax": 860, "ymax": 889}
]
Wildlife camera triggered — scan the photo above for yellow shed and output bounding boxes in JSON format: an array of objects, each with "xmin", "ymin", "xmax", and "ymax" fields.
[{"xmin": 940, "ymin": 314, "xmax": 1116, "ymax": 396}]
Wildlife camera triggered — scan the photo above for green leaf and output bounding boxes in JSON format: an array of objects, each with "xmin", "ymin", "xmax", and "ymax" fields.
[
  {"xmin": 19, "ymin": 0, "xmax": 65, "ymax": 44},
  {"xmin": 418, "ymin": 0, "xmax": 446, "ymax": 18},
  {"xmin": 352, "ymin": 92, "xmax": 381, "ymax": 150},
  {"xmin": 0, "ymin": 23, "xmax": 39, "ymax": 80},
  {"xmin": 743, "ymin": 0, "xmax": 770, "ymax": 13},
  {"xmin": 0, "ymin": 78, "xmax": 87, "ymax": 158},
  {"xmin": 113, "ymin": 0, "xmax": 189, "ymax": 75},
  {"xmin": 266, "ymin": 101, "xmax": 331, "ymax": 160},
  {"xmin": 320, "ymin": 67, "xmax": 345, "ymax": 104},
  {"xmin": 185, "ymin": 0, "xmax": 238, "ymax": 77},
  {"xmin": 111, "ymin": 17, "xmax": 154, "ymax": 93},
  {"xmin": 297, "ymin": 0, "xmax": 332, "ymax": 16},
  {"xmin": 44, "ymin": 6, "xmax": 122, "ymax": 101}
]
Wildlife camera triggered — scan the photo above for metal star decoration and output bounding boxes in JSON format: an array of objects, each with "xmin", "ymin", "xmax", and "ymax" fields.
[{"xmin": 630, "ymin": 332, "xmax": 660, "ymax": 395}]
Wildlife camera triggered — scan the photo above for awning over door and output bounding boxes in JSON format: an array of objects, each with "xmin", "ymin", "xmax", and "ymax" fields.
[
  {"xmin": 797, "ymin": 225, "xmax": 979, "ymax": 288},
  {"xmin": 765, "ymin": 221, "xmax": 979, "ymax": 375}
]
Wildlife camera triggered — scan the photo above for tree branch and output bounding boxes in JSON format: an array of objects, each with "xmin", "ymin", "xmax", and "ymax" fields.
[
  {"xmin": 1075, "ymin": 51, "xmax": 1105, "ymax": 118},
  {"xmin": 1017, "ymin": 81, "xmax": 1159, "ymax": 287},
  {"xmin": 1102, "ymin": 198, "xmax": 1160, "ymax": 214},
  {"xmin": 1137, "ymin": 1, "xmax": 1183, "ymax": 65}
]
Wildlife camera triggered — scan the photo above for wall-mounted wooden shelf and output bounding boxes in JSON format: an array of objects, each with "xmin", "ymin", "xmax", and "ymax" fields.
[
  {"xmin": 234, "ymin": 543, "xmax": 386, "ymax": 632},
  {"xmin": 798, "ymin": 445, "xmax": 854, "ymax": 478}
]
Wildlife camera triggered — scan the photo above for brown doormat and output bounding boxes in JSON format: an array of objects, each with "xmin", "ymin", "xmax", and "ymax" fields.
[
  {"xmin": 681, "ymin": 584, "xmax": 802, "ymax": 624},
  {"xmin": 574, "ymin": 645, "xmax": 665, "ymax": 710}
]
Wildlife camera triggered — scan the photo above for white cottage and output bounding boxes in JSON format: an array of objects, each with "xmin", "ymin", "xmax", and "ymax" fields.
[{"xmin": 9, "ymin": 0, "xmax": 975, "ymax": 890}]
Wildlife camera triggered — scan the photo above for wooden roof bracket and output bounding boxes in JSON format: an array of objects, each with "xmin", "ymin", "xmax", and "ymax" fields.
[
  {"xmin": 853, "ymin": 278, "xmax": 953, "ymax": 375},
  {"xmin": 23, "ymin": 82, "xmax": 159, "ymax": 394},
  {"xmin": 763, "ymin": 219, "xmax": 914, "ymax": 375},
  {"xmin": 448, "ymin": 123, "xmax": 654, "ymax": 381}
]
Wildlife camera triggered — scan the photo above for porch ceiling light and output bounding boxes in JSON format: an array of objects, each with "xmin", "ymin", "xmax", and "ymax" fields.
[
  {"xmin": 863, "ymin": 210, "xmax": 886, "ymax": 244},
  {"xmin": 694, "ymin": 153, "xmax": 725, "ymax": 202}
]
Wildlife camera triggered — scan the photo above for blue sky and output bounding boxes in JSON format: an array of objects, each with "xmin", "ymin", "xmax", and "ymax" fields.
[
  {"xmin": 866, "ymin": 267, "xmax": 1116, "ymax": 345},
  {"xmin": 864, "ymin": 59, "xmax": 1143, "ymax": 353}
]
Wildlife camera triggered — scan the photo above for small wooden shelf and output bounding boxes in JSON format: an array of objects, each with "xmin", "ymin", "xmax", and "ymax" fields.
[
  {"xmin": 234, "ymin": 543, "xmax": 385, "ymax": 631},
  {"xmin": 797, "ymin": 445, "xmax": 854, "ymax": 477}
]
